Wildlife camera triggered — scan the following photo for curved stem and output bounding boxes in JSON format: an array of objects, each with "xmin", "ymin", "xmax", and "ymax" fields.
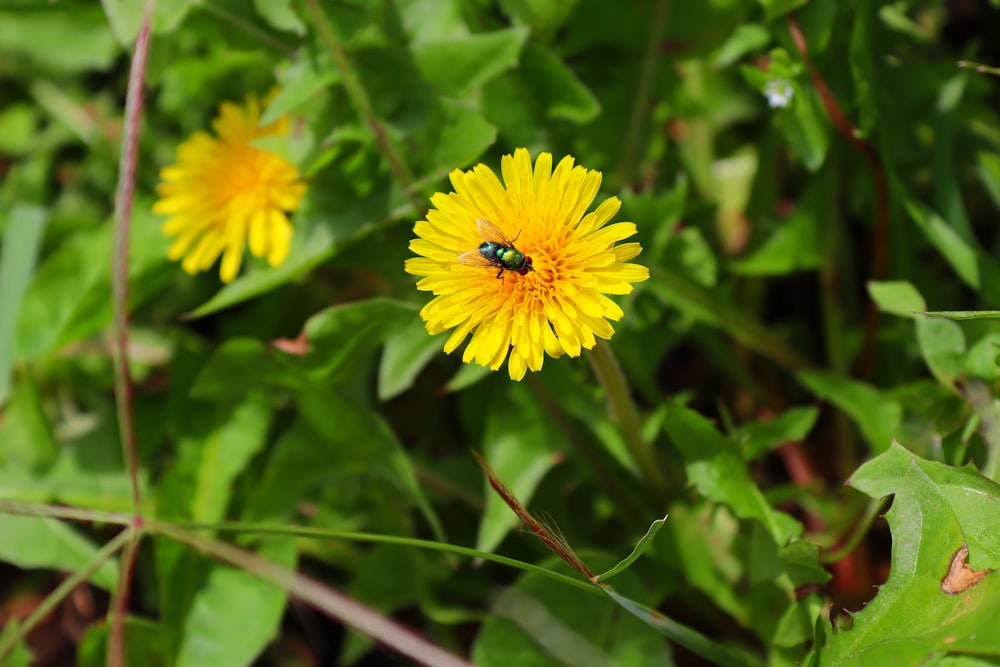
[{"xmin": 587, "ymin": 340, "xmax": 668, "ymax": 488}]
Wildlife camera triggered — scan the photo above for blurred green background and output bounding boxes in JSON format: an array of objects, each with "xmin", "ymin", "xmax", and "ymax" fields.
[{"xmin": 3, "ymin": 1, "xmax": 1000, "ymax": 665}]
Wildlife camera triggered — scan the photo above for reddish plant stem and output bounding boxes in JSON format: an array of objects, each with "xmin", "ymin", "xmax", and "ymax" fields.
[
  {"xmin": 108, "ymin": 4, "xmax": 153, "ymax": 665},
  {"xmin": 787, "ymin": 16, "xmax": 889, "ymax": 380},
  {"xmin": 112, "ymin": 7, "xmax": 151, "ymax": 514},
  {"xmin": 472, "ymin": 451, "xmax": 596, "ymax": 581},
  {"xmin": 107, "ymin": 527, "xmax": 143, "ymax": 667}
]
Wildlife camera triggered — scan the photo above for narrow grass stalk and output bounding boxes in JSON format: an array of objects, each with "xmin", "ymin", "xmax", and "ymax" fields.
[
  {"xmin": 107, "ymin": 530, "xmax": 143, "ymax": 667},
  {"xmin": 111, "ymin": 1, "xmax": 153, "ymax": 516},
  {"xmin": 587, "ymin": 340, "xmax": 668, "ymax": 488},
  {"xmin": 0, "ymin": 500, "xmax": 133, "ymax": 525},
  {"xmin": 153, "ymin": 523, "xmax": 475, "ymax": 667},
  {"xmin": 0, "ymin": 528, "xmax": 132, "ymax": 661},
  {"xmin": 150, "ymin": 518, "xmax": 597, "ymax": 594}
]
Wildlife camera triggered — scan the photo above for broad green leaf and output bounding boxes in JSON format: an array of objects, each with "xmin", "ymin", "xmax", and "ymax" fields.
[
  {"xmin": 662, "ymin": 403, "xmax": 802, "ymax": 546},
  {"xmin": 966, "ymin": 334, "xmax": 1000, "ymax": 381},
  {"xmin": 797, "ymin": 370, "xmax": 902, "ymax": 453},
  {"xmin": 411, "ymin": 27, "xmax": 530, "ymax": 97},
  {"xmin": 163, "ymin": 394, "xmax": 273, "ymax": 525},
  {"xmin": 714, "ymin": 24, "xmax": 771, "ymax": 68},
  {"xmin": 176, "ymin": 537, "xmax": 297, "ymax": 667},
  {"xmin": 252, "ymin": 0, "xmax": 305, "ymax": 35},
  {"xmin": 735, "ymin": 406, "xmax": 820, "ymax": 461},
  {"xmin": 811, "ymin": 443, "xmax": 1000, "ymax": 664},
  {"xmin": 729, "ymin": 198, "xmax": 821, "ymax": 275},
  {"xmin": 302, "ymin": 299, "xmax": 420, "ymax": 381},
  {"xmin": 518, "ymin": 44, "xmax": 601, "ymax": 123},
  {"xmin": 0, "ymin": 7, "xmax": 119, "ymax": 72},
  {"xmin": 474, "ymin": 558, "xmax": 674, "ymax": 667},
  {"xmin": 0, "ymin": 104, "xmax": 39, "ymax": 156},
  {"xmin": 419, "ymin": 99, "xmax": 497, "ymax": 175},
  {"xmin": 915, "ymin": 316, "xmax": 966, "ymax": 387},
  {"xmin": 0, "ymin": 515, "xmax": 118, "ymax": 590},
  {"xmin": 378, "ymin": 318, "xmax": 443, "ymax": 400},
  {"xmin": 595, "ymin": 516, "xmax": 668, "ymax": 582},
  {"xmin": 191, "ymin": 338, "xmax": 308, "ymax": 398},
  {"xmin": 0, "ymin": 204, "xmax": 46, "ymax": 404},
  {"xmin": 867, "ymin": 280, "xmax": 926, "ymax": 318},
  {"xmin": 498, "ymin": 0, "xmax": 579, "ymax": 39}
]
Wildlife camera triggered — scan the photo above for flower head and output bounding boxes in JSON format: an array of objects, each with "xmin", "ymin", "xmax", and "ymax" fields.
[
  {"xmin": 404, "ymin": 148, "xmax": 649, "ymax": 381},
  {"xmin": 153, "ymin": 94, "xmax": 307, "ymax": 283}
]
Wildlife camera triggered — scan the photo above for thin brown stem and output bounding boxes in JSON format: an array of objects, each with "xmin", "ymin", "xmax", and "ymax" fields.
[
  {"xmin": 111, "ymin": 1, "xmax": 152, "ymax": 515},
  {"xmin": 107, "ymin": 527, "xmax": 143, "ymax": 667},
  {"xmin": 787, "ymin": 15, "xmax": 889, "ymax": 380}
]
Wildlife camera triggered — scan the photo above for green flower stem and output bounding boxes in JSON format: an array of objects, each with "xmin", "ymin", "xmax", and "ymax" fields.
[
  {"xmin": 587, "ymin": 339, "xmax": 668, "ymax": 488},
  {"xmin": 0, "ymin": 528, "xmax": 132, "ymax": 662},
  {"xmin": 305, "ymin": 0, "xmax": 424, "ymax": 214}
]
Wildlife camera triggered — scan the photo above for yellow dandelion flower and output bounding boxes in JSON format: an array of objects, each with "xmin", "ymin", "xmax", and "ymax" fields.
[
  {"xmin": 404, "ymin": 148, "xmax": 649, "ymax": 381},
  {"xmin": 153, "ymin": 94, "xmax": 307, "ymax": 283}
]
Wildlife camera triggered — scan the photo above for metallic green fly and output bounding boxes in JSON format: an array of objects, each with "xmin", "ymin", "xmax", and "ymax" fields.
[{"xmin": 457, "ymin": 218, "xmax": 534, "ymax": 279}]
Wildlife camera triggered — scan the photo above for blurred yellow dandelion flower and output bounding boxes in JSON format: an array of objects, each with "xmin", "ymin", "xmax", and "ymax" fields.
[
  {"xmin": 153, "ymin": 95, "xmax": 307, "ymax": 283},
  {"xmin": 404, "ymin": 148, "xmax": 649, "ymax": 381}
]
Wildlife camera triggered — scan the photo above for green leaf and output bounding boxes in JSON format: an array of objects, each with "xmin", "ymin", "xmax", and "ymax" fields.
[
  {"xmin": 252, "ymin": 0, "xmax": 305, "ymax": 35},
  {"xmin": 730, "ymin": 196, "xmax": 821, "ymax": 275},
  {"xmin": 867, "ymin": 280, "xmax": 927, "ymax": 318},
  {"xmin": 759, "ymin": 0, "xmax": 808, "ymax": 21},
  {"xmin": 477, "ymin": 384, "xmax": 564, "ymax": 554},
  {"xmin": 662, "ymin": 403, "xmax": 802, "ymax": 546},
  {"xmin": 0, "ymin": 370, "xmax": 57, "ymax": 469},
  {"xmin": 811, "ymin": 443, "xmax": 1000, "ymax": 664},
  {"xmin": 736, "ymin": 406, "xmax": 820, "ymax": 460},
  {"xmin": 966, "ymin": 333, "xmax": 1000, "ymax": 381},
  {"xmin": 714, "ymin": 24, "xmax": 771, "ymax": 68},
  {"xmin": 901, "ymin": 192, "xmax": 1000, "ymax": 308},
  {"xmin": 378, "ymin": 318, "xmax": 443, "ymax": 400},
  {"xmin": 0, "ymin": 515, "xmax": 118, "ymax": 590},
  {"xmin": 595, "ymin": 516, "xmax": 668, "ymax": 582},
  {"xmin": 419, "ymin": 99, "xmax": 497, "ymax": 174},
  {"xmin": 0, "ymin": 204, "xmax": 46, "ymax": 402},
  {"xmin": 518, "ymin": 44, "xmax": 601, "ymax": 123},
  {"xmin": 797, "ymin": 370, "xmax": 902, "ymax": 453},
  {"xmin": 176, "ymin": 537, "xmax": 297, "ymax": 667},
  {"xmin": 302, "ymin": 299, "xmax": 420, "ymax": 381},
  {"xmin": 473, "ymin": 557, "xmax": 674, "ymax": 667},
  {"xmin": 0, "ymin": 7, "xmax": 119, "ymax": 72},
  {"xmin": 411, "ymin": 27, "xmax": 530, "ymax": 97},
  {"xmin": 915, "ymin": 316, "xmax": 966, "ymax": 387}
]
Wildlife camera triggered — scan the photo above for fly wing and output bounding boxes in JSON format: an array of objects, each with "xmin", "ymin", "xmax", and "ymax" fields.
[
  {"xmin": 456, "ymin": 248, "xmax": 497, "ymax": 269},
  {"xmin": 475, "ymin": 218, "xmax": 514, "ymax": 246}
]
